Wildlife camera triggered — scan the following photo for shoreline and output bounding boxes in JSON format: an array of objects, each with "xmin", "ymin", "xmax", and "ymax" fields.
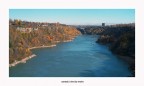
[
  {"xmin": 9, "ymin": 54, "xmax": 36, "ymax": 67},
  {"xmin": 117, "ymin": 55, "xmax": 135, "ymax": 77},
  {"xmin": 29, "ymin": 44, "xmax": 57, "ymax": 50},
  {"xmin": 117, "ymin": 55, "xmax": 135, "ymax": 65},
  {"xmin": 63, "ymin": 39, "xmax": 72, "ymax": 42},
  {"xmin": 9, "ymin": 44, "xmax": 57, "ymax": 67},
  {"xmin": 9, "ymin": 37, "xmax": 77, "ymax": 67}
]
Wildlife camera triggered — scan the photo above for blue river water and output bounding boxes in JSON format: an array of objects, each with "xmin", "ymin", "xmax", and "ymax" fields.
[{"xmin": 9, "ymin": 35, "xmax": 132, "ymax": 77}]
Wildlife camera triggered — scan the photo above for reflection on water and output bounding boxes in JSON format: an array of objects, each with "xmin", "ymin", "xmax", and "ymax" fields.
[{"xmin": 10, "ymin": 35, "xmax": 132, "ymax": 77}]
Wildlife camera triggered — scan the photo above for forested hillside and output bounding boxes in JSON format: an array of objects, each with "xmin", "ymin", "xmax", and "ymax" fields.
[
  {"xmin": 96, "ymin": 24, "xmax": 135, "ymax": 58},
  {"xmin": 9, "ymin": 19, "xmax": 81, "ymax": 64},
  {"xmin": 77, "ymin": 23, "xmax": 135, "ymax": 76},
  {"xmin": 77, "ymin": 23, "xmax": 135, "ymax": 57}
]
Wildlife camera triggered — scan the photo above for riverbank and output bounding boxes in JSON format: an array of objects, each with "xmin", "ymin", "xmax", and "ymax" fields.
[
  {"xmin": 117, "ymin": 55, "xmax": 135, "ymax": 65},
  {"xmin": 63, "ymin": 39, "xmax": 72, "ymax": 42},
  {"xmin": 9, "ymin": 37, "xmax": 77, "ymax": 67},
  {"xmin": 29, "ymin": 44, "xmax": 56, "ymax": 50},
  {"xmin": 117, "ymin": 55, "xmax": 135, "ymax": 76},
  {"xmin": 9, "ymin": 45, "xmax": 57, "ymax": 67},
  {"xmin": 10, "ymin": 35, "xmax": 132, "ymax": 77},
  {"xmin": 9, "ymin": 54, "xmax": 36, "ymax": 67}
]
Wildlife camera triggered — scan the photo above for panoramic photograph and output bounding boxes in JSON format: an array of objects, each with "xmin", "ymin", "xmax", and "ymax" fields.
[{"xmin": 9, "ymin": 9, "xmax": 135, "ymax": 77}]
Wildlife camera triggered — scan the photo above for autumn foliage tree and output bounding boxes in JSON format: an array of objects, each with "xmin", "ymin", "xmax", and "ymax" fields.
[{"xmin": 9, "ymin": 19, "xmax": 81, "ymax": 64}]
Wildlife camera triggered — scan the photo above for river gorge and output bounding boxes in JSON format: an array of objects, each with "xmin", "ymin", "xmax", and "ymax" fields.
[{"xmin": 9, "ymin": 35, "xmax": 132, "ymax": 77}]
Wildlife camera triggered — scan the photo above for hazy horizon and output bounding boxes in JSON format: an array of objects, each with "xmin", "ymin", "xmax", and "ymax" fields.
[{"xmin": 9, "ymin": 9, "xmax": 135, "ymax": 25}]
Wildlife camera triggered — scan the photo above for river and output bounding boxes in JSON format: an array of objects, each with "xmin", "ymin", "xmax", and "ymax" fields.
[{"xmin": 9, "ymin": 35, "xmax": 132, "ymax": 77}]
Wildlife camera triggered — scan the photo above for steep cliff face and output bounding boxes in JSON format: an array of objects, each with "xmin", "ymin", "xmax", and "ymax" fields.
[{"xmin": 9, "ymin": 20, "xmax": 81, "ymax": 64}]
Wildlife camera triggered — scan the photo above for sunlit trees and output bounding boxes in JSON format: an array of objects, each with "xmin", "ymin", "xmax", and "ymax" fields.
[{"xmin": 9, "ymin": 19, "xmax": 81, "ymax": 64}]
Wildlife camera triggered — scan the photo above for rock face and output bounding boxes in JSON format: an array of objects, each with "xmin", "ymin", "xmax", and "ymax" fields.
[{"xmin": 9, "ymin": 19, "xmax": 81, "ymax": 64}]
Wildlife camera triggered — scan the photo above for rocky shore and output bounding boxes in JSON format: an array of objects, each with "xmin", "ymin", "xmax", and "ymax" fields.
[
  {"xmin": 9, "ymin": 54, "xmax": 36, "ymax": 67},
  {"xmin": 29, "ymin": 44, "xmax": 57, "ymax": 50},
  {"xmin": 9, "ymin": 37, "xmax": 77, "ymax": 67}
]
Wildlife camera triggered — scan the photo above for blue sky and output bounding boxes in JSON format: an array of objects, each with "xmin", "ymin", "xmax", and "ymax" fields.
[{"xmin": 9, "ymin": 9, "xmax": 135, "ymax": 25}]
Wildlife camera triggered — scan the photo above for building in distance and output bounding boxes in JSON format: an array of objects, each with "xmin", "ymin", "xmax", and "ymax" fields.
[{"xmin": 102, "ymin": 23, "xmax": 105, "ymax": 27}]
